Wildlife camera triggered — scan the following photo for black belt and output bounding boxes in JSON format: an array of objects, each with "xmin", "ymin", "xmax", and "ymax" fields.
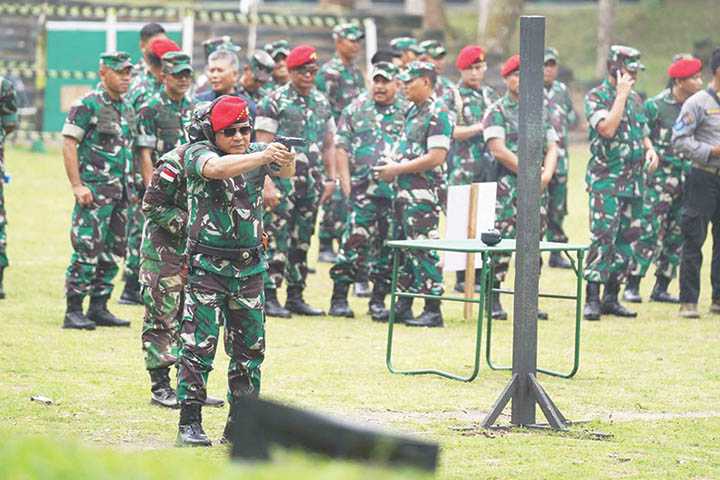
[
  {"xmin": 693, "ymin": 163, "xmax": 720, "ymax": 176},
  {"xmin": 188, "ymin": 240, "xmax": 262, "ymax": 264}
]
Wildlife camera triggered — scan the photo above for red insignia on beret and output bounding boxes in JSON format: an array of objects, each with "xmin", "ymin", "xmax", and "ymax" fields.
[
  {"xmin": 149, "ymin": 38, "xmax": 181, "ymax": 58},
  {"xmin": 287, "ymin": 44, "xmax": 318, "ymax": 70},
  {"xmin": 667, "ymin": 58, "xmax": 702, "ymax": 79},
  {"xmin": 456, "ymin": 45, "xmax": 486, "ymax": 70},
  {"xmin": 210, "ymin": 96, "xmax": 250, "ymax": 133},
  {"xmin": 501, "ymin": 54, "xmax": 520, "ymax": 78}
]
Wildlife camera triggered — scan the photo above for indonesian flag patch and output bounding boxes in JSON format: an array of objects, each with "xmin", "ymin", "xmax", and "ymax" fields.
[{"xmin": 160, "ymin": 163, "xmax": 180, "ymax": 183}]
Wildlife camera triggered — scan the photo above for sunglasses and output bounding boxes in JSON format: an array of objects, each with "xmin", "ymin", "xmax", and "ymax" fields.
[
  {"xmin": 221, "ymin": 126, "xmax": 252, "ymax": 137},
  {"xmin": 295, "ymin": 65, "xmax": 319, "ymax": 76}
]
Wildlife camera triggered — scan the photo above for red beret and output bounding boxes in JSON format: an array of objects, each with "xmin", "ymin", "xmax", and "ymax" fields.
[
  {"xmin": 287, "ymin": 44, "xmax": 318, "ymax": 70},
  {"xmin": 210, "ymin": 96, "xmax": 250, "ymax": 133},
  {"xmin": 456, "ymin": 45, "xmax": 486, "ymax": 70},
  {"xmin": 149, "ymin": 38, "xmax": 181, "ymax": 59},
  {"xmin": 668, "ymin": 57, "xmax": 702, "ymax": 79},
  {"xmin": 501, "ymin": 54, "xmax": 520, "ymax": 78}
]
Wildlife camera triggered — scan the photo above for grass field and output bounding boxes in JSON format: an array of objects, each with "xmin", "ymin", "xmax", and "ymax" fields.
[{"xmin": 1, "ymin": 141, "xmax": 720, "ymax": 479}]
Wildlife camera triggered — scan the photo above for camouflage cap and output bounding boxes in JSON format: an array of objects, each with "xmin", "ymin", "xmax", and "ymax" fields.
[
  {"xmin": 264, "ymin": 40, "xmax": 290, "ymax": 60},
  {"xmin": 333, "ymin": 23, "xmax": 364, "ymax": 41},
  {"xmin": 544, "ymin": 47, "xmax": 559, "ymax": 64},
  {"xmin": 162, "ymin": 51, "xmax": 193, "ymax": 75},
  {"xmin": 419, "ymin": 39, "xmax": 447, "ymax": 59},
  {"xmin": 249, "ymin": 50, "xmax": 276, "ymax": 82},
  {"xmin": 100, "ymin": 51, "xmax": 133, "ymax": 71},
  {"xmin": 608, "ymin": 45, "xmax": 645, "ymax": 72},
  {"xmin": 398, "ymin": 61, "xmax": 436, "ymax": 82},
  {"xmin": 203, "ymin": 36, "xmax": 241, "ymax": 59},
  {"xmin": 390, "ymin": 37, "xmax": 424, "ymax": 55},
  {"xmin": 370, "ymin": 61, "xmax": 399, "ymax": 80}
]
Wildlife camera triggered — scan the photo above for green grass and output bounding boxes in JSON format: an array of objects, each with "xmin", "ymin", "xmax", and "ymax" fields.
[{"xmin": 1, "ymin": 142, "xmax": 720, "ymax": 478}]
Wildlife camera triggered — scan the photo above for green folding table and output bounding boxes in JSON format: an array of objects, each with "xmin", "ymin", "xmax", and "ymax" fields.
[{"xmin": 385, "ymin": 239, "xmax": 588, "ymax": 382}]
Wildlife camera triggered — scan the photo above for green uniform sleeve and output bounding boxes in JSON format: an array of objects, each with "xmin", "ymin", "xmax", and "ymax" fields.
[
  {"xmin": 335, "ymin": 103, "xmax": 354, "ymax": 151},
  {"xmin": 483, "ymin": 103, "xmax": 506, "ymax": 142},
  {"xmin": 255, "ymin": 95, "xmax": 279, "ymax": 135},
  {"xmin": 184, "ymin": 143, "xmax": 219, "ymax": 179},
  {"xmin": 584, "ymin": 88, "xmax": 611, "ymax": 130},
  {"xmin": 62, "ymin": 95, "xmax": 95, "ymax": 141},
  {"xmin": 142, "ymin": 157, "xmax": 187, "ymax": 236},
  {"xmin": 0, "ymin": 79, "xmax": 18, "ymax": 130},
  {"xmin": 136, "ymin": 99, "xmax": 158, "ymax": 149},
  {"xmin": 427, "ymin": 107, "xmax": 452, "ymax": 151}
]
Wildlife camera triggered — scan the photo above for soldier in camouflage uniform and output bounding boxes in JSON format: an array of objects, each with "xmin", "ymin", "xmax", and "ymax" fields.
[
  {"xmin": 375, "ymin": 61, "xmax": 453, "ymax": 328},
  {"xmin": 316, "ymin": 23, "xmax": 367, "ymax": 270},
  {"xmin": 195, "ymin": 36, "xmax": 241, "ymax": 97},
  {"xmin": 256, "ymin": 45, "xmax": 336, "ymax": 317},
  {"xmin": 122, "ymin": 38, "xmax": 183, "ymax": 306},
  {"xmin": 328, "ymin": 62, "xmax": 406, "ymax": 321},
  {"xmin": 263, "ymin": 40, "xmax": 291, "ymax": 94},
  {"xmin": 543, "ymin": 48, "xmax": 578, "ymax": 269},
  {"xmin": 195, "ymin": 49, "xmax": 257, "ymax": 120},
  {"xmin": 236, "ymin": 51, "xmax": 275, "ymax": 104},
  {"xmin": 484, "ymin": 54, "xmax": 559, "ymax": 321},
  {"xmin": 0, "ymin": 75, "xmax": 17, "ymax": 299},
  {"xmin": 389, "ymin": 37, "xmax": 423, "ymax": 68},
  {"xmin": 61, "ymin": 52, "xmax": 136, "ymax": 330},
  {"xmin": 175, "ymin": 95, "xmax": 295, "ymax": 446},
  {"xmin": 582, "ymin": 46, "xmax": 659, "ymax": 321},
  {"xmin": 449, "ymin": 45, "xmax": 498, "ymax": 293},
  {"xmin": 132, "ymin": 23, "xmax": 167, "ymax": 80},
  {"xmin": 622, "ymin": 55, "xmax": 704, "ymax": 304},
  {"xmin": 419, "ymin": 39, "xmax": 461, "ymax": 119}
]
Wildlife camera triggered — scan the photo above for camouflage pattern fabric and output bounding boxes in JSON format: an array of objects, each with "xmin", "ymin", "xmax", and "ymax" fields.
[
  {"xmin": 256, "ymin": 83, "xmax": 333, "ymax": 291},
  {"xmin": 544, "ymin": 79, "xmax": 577, "ymax": 243},
  {"xmin": 0, "ymin": 76, "xmax": 18, "ymax": 268},
  {"xmin": 61, "ymin": 86, "xmax": 135, "ymax": 298},
  {"xmin": 631, "ymin": 88, "xmax": 686, "ymax": 279},
  {"xmin": 329, "ymin": 93, "xmax": 406, "ymax": 290},
  {"xmin": 237, "ymin": 84, "xmax": 265, "ymax": 105},
  {"xmin": 583, "ymin": 78, "xmax": 649, "ymax": 283},
  {"xmin": 448, "ymin": 83, "xmax": 498, "ymax": 186},
  {"xmin": 394, "ymin": 97, "xmax": 453, "ymax": 295},
  {"xmin": 136, "ymin": 90, "xmax": 193, "ymax": 162},
  {"xmin": 176, "ymin": 141, "xmax": 269, "ymax": 404}
]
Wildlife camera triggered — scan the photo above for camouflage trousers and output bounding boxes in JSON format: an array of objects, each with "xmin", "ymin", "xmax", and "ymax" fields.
[
  {"xmin": 177, "ymin": 270, "xmax": 265, "ymax": 404},
  {"xmin": 265, "ymin": 173, "xmax": 320, "ymax": 291},
  {"xmin": 545, "ymin": 172, "xmax": 569, "ymax": 243},
  {"xmin": 0, "ymin": 164, "xmax": 7, "ymax": 268},
  {"xmin": 263, "ymin": 177, "xmax": 293, "ymax": 291},
  {"xmin": 140, "ymin": 258, "xmax": 184, "ymax": 371},
  {"xmin": 65, "ymin": 194, "xmax": 127, "ymax": 298},
  {"xmin": 584, "ymin": 193, "xmax": 645, "ymax": 284},
  {"xmin": 124, "ymin": 198, "xmax": 144, "ymax": 281},
  {"xmin": 493, "ymin": 173, "xmax": 548, "ymax": 283},
  {"xmin": 330, "ymin": 192, "xmax": 393, "ymax": 292},
  {"xmin": 394, "ymin": 190, "xmax": 443, "ymax": 295},
  {"xmin": 630, "ymin": 165, "xmax": 684, "ymax": 279},
  {"xmin": 318, "ymin": 189, "xmax": 347, "ymax": 245}
]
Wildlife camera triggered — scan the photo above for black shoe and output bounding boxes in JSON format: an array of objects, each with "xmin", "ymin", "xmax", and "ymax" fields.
[
  {"xmin": 62, "ymin": 295, "xmax": 96, "ymax": 330},
  {"xmin": 353, "ymin": 281, "xmax": 371, "ymax": 298},
  {"xmin": 583, "ymin": 282, "xmax": 602, "ymax": 321},
  {"xmin": 0, "ymin": 267, "xmax": 5, "ymax": 299},
  {"xmin": 204, "ymin": 395, "xmax": 225, "ymax": 408},
  {"xmin": 265, "ymin": 289, "xmax": 291, "ymax": 318},
  {"xmin": 454, "ymin": 282, "xmax": 465, "ymax": 293},
  {"xmin": 491, "ymin": 283, "xmax": 507, "ymax": 320},
  {"xmin": 307, "ymin": 266, "xmax": 316, "ymax": 274},
  {"xmin": 601, "ymin": 280, "xmax": 637, "ymax": 318},
  {"xmin": 318, "ymin": 241, "xmax": 337, "ymax": 263},
  {"xmin": 622, "ymin": 275, "xmax": 642, "ymax": 303},
  {"xmin": 87, "ymin": 295, "xmax": 131, "ymax": 327},
  {"xmin": 177, "ymin": 403, "xmax": 211, "ymax": 447},
  {"xmin": 538, "ymin": 309, "xmax": 549, "ymax": 320},
  {"xmin": 392, "ymin": 296, "xmax": 414, "ymax": 324},
  {"xmin": 329, "ymin": 283, "xmax": 354, "ymax": 318},
  {"xmin": 285, "ymin": 287, "xmax": 325, "ymax": 316},
  {"xmin": 405, "ymin": 300, "xmax": 443, "ymax": 327},
  {"xmin": 549, "ymin": 252, "xmax": 572, "ymax": 269},
  {"xmin": 368, "ymin": 283, "xmax": 389, "ymax": 322},
  {"xmin": 118, "ymin": 275, "xmax": 143, "ymax": 305},
  {"xmin": 649, "ymin": 276, "xmax": 679, "ymax": 303},
  {"xmin": 149, "ymin": 368, "xmax": 178, "ymax": 409}
]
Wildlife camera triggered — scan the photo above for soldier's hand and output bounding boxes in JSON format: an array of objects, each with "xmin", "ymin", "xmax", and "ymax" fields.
[
  {"xmin": 320, "ymin": 179, "xmax": 336, "ymax": 204},
  {"xmin": 646, "ymin": 148, "xmax": 659, "ymax": 174},
  {"xmin": 616, "ymin": 70, "xmax": 635, "ymax": 97},
  {"xmin": 263, "ymin": 142, "xmax": 292, "ymax": 166},
  {"xmin": 72, "ymin": 185, "xmax": 93, "ymax": 206},
  {"xmin": 340, "ymin": 174, "xmax": 351, "ymax": 196},
  {"xmin": 263, "ymin": 180, "xmax": 281, "ymax": 210},
  {"xmin": 373, "ymin": 159, "xmax": 400, "ymax": 183}
]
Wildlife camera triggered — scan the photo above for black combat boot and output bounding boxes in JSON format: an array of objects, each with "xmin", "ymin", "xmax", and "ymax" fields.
[
  {"xmin": 406, "ymin": 299, "xmax": 443, "ymax": 327},
  {"xmin": 329, "ymin": 282, "xmax": 354, "ymax": 318},
  {"xmin": 454, "ymin": 270, "xmax": 466, "ymax": 293},
  {"xmin": 491, "ymin": 282, "xmax": 507, "ymax": 320},
  {"xmin": 118, "ymin": 274, "xmax": 143, "ymax": 305},
  {"xmin": 220, "ymin": 400, "xmax": 236, "ymax": 445},
  {"xmin": 318, "ymin": 239, "xmax": 337, "ymax": 263},
  {"xmin": 549, "ymin": 252, "xmax": 572, "ymax": 269},
  {"xmin": 353, "ymin": 281, "xmax": 371, "ymax": 298},
  {"xmin": 622, "ymin": 275, "xmax": 643, "ymax": 303},
  {"xmin": 204, "ymin": 395, "xmax": 225, "ymax": 408},
  {"xmin": 265, "ymin": 288, "xmax": 291, "ymax": 318},
  {"xmin": 601, "ymin": 280, "xmax": 637, "ymax": 317},
  {"xmin": 149, "ymin": 367, "xmax": 178, "ymax": 409},
  {"xmin": 0, "ymin": 267, "xmax": 5, "ymax": 299},
  {"xmin": 392, "ymin": 296, "xmax": 414, "ymax": 324},
  {"xmin": 285, "ymin": 286, "xmax": 325, "ymax": 316},
  {"xmin": 649, "ymin": 275, "xmax": 679, "ymax": 303},
  {"xmin": 583, "ymin": 282, "xmax": 602, "ymax": 321},
  {"xmin": 537, "ymin": 309, "xmax": 549, "ymax": 320},
  {"xmin": 177, "ymin": 403, "xmax": 212, "ymax": 447},
  {"xmin": 87, "ymin": 295, "xmax": 131, "ymax": 327},
  {"xmin": 368, "ymin": 283, "xmax": 390, "ymax": 322},
  {"xmin": 62, "ymin": 295, "xmax": 96, "ymax": 330}
]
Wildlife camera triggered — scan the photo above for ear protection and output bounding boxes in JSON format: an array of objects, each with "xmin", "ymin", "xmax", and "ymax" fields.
[{"xmin": 194, "ymin": 96, "xmax": 227, "ymax": 144}]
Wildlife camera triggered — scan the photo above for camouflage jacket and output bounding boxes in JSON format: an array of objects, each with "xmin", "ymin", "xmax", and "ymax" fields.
[
  {"xmin": 315, "ymin": 55, "xmax": 365, "ymax": 121},
  {"xmin": 397, "ymin": 96, "xmax": 454, "ymax": 193},
  {"xmin": 336, "ymin": 92, "xmax": 406, "ymax": 198},
  {"xmin": 184, "ymin": 140, "xmax": 269, "ymax": 278},
  {"xmin": 256, "ymin": 83, "xmax": 333, "ymax": 180},
  {"xmin": 544, "ymin": 80, "xmax": 576, "ymax": 155},
  {"xmin": 127, "ymin": 69, "xmax": 163, "ymax": 111},
  {"xmin": 645, "ymin": 88, "xmax": 686, "ymax": 171},
  {"xmin": 136, "ymin": 90, "xmax": 193, "ymax": 164},
  {"xmin": 436, "ymin": 74, "xmax": 461, "ymax": 122},
  {"xmin": 0, "ymin": 76, "xmax": 18, "ymax": 147},
  {"xmin": 237, "ymin": 83, "xmax": 265, "ymax": 105},
  {"xmin": 584, "ymin": 78, "xmax": 649, "ymax": 197},
  {"xmin": 141, "ymin": 145, "xmax": 189, "ymax": 265},
  {"xmin": 260, "ymin": 79, "xmax": 287, "ymax": 97},
  {"xmin": 62, "ymin": 85, "xmax": 136, "ymax": 198}
]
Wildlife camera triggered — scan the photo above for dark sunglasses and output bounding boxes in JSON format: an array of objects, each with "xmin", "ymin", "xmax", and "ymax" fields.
[
  {"xmin": 295, "ymin": 65, "xmax": 319, "ymax": 76},
  {"xmin": 221, "ymin": 126, "xmax": 252, "ymax": 137}
]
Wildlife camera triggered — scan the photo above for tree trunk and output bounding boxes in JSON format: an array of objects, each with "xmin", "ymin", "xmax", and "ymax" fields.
[
  {"xmin": 477, "ymin": 0, "xmax": 524, "ymax": 55},
  {"xmin": 423, "ymin": 0, "xmax": 447, "ymax": 31},
  {"xmin": 595, "ymin": 0, "xmax": 616, "ymax": 78}
]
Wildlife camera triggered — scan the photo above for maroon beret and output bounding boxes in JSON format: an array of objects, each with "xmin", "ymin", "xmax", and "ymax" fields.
[
  {"xmin": 149, "ymin": 38, "xmax": 181, "ymax": 58},
  {"xmin": 456, "ymin": 45, "xmax": 486, "ymax": 71},
  {"xmin": 668, "ymin": 57, "xmax": 703, "ymax": 79},
  {"xmin": 286, "ymin": 44, "xmax": 318, "ymax": 70},
  {"xmin": 210, "ymin": 96, "xmax": 250, "ymax": 133},
  {"xmin": 501, "ymin": 54, "xmax": 520, "ymax": 78}
]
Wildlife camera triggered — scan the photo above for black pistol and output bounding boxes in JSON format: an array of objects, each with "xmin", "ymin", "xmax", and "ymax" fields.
[{"xmin": 271, "ymin": 136, "xmax": 305, "ymax": 173}]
